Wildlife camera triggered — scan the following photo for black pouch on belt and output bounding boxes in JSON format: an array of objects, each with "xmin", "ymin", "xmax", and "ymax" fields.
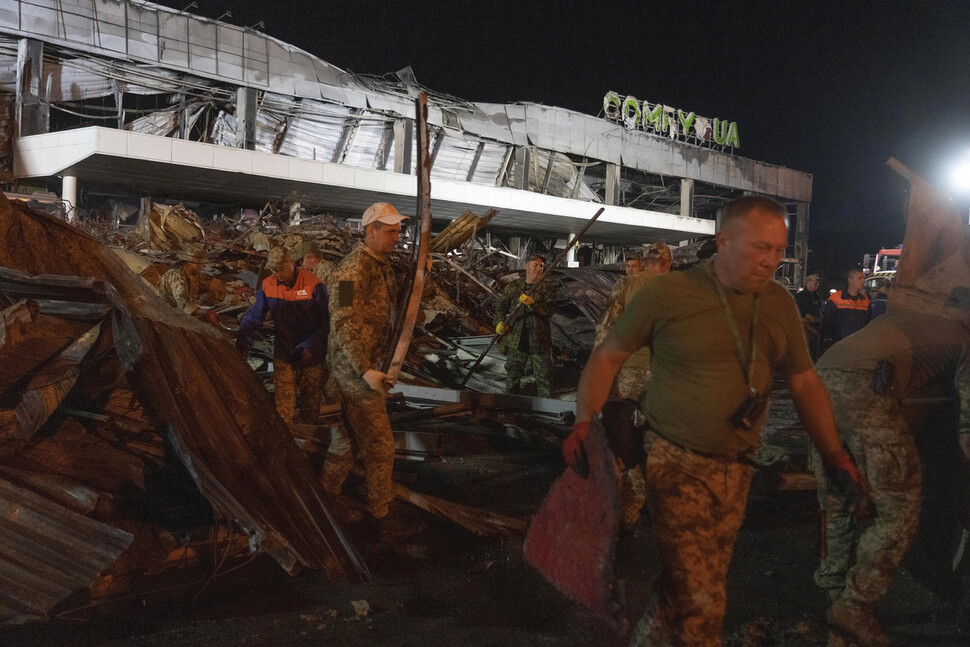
[
  {"xmin": 600, "ymin": 398, "xmax": 647, "ymax": 470},
  {"xmin": 870, "ymin": 359, "xmax": 895, "ymax": 395}
]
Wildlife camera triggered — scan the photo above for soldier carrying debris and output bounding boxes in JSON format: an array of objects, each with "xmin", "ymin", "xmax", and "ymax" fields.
[
  {"xmin": 320, "ymin": 202, "xmax": 424, "ymax": 543},
  {"xmin": 236, "ymin": 246, "xmax": 329, "ymax": 425},
  {"xmin": 157, "ymin": 248, "xmax": 220, "ymax": 325},
  {"xmin": 494, "ymin": 254, "xmax": 557, "ymax": 398},
  {"xmin": 565, "ymin": 196, "xmax": 869, "ymax": 646},
  {"xmin": 811, "ymin": 310, "xmax": 970, "ymax": 646}
]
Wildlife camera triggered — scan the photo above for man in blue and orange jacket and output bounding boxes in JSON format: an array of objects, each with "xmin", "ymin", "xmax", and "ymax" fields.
[
  {"xmin": 819, "ymin": 268, "xmax": 870, "ymax": 356},
  {"xmin": 237, "ymin": 245, "xmax": 329, "ymax": 424}
]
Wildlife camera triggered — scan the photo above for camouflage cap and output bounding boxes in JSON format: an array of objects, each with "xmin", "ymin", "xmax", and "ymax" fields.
[
  {"xmin": 645, "ymin": 241, "xmax": 672, "ymax": 263},
  {"xmin": 292, "ymin": 240, "xmax": 320, "ymax": 262},
  {"xmin": 264, "ymin": 246, "xmax": 293, "ymax": 271},
  {"xmin": 806, "ymin": 273, "xmax": 821, "ymax": 282}
]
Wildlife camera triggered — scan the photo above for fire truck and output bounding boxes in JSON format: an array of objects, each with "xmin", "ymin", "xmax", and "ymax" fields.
[
  {"xmin": 861, "ymin": 246, "xmax": 901, "ymax": 297},
  {"xmin": 862, "ymin": 246, "xmax": 902, "ymax": 275}
]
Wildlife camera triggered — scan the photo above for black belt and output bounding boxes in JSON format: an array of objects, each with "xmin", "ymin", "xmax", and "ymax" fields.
[{"xmin": 655, "ymin": 433, "xmax": 756, "ymax": 465}]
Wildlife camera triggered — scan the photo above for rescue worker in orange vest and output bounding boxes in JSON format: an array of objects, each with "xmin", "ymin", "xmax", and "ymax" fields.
[{"xmin": 819, "ymin": 268, "xmax": 869, "ymax": 355}]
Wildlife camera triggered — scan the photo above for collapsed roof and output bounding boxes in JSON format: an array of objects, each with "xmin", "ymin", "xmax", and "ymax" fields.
[{"xmin": 0, "ymin": 1, "xmax": 811, "ymax": 245}]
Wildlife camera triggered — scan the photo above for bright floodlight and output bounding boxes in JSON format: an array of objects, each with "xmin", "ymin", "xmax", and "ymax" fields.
[{"xmin": 949, "ymin": 154, "xmax": 970, "ymax": 194}]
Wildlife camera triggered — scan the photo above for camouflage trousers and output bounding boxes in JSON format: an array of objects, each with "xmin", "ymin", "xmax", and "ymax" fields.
[
  {"xmin": 616, "ymin": 366, "xmax": 651, "ymax": 403},
  {"xmin": 505, "ymin": 349, "xmax": 552, "ymax": 398},
  {"xmin": 320, "ymin": 382, "xmax": 395, "ymax": 519},
  {"xmin": 630, "ymin": 437, "xmax": 753, "ymax": 647},
  {"xmin": 811, "ymin": 368, "xmax": 921, "ymax": 605},
  {"xmin": 273, "ymin": 360, "xmax": 324, "ymax": 424},
  {"xmin": 616, "ymin": 368, "xmax": 650, "ymax": 529}
]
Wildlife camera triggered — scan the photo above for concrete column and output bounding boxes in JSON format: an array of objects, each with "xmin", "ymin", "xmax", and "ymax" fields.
[
  {"xmin": 17, "ymin": 38, "xmax": 47, "ymax": 137},
  {"xmin": 235, "ymin": 87, "xmax": 257, "ymax": 150},
  {"xmin": 289, "ymin": 201, "xmax": 302, "ymax": 227},
  {"xmin": 566, "ymin": 234, "xmax": 579, "ymax": 268},
  {"xmin": 61, "ymin": 175, "xmax": 77, "ymax": 222},
  {"xmin": 509, "ymin": 236, "xmax": 525, "ymax": 269},
  {"xmin": 605, "ymin": 163, "xmax": 620, "ymax": 206},
  {"xmin": 393, "ymin": 119, "xmax": 413, "ymax": 174},
  {"xmin": 514, "ymin": 147, "xmax": 531, "ymax": 190},
  {"xmin": 679, "ymin": 178, "xmax": 694, "ymax": 218}
]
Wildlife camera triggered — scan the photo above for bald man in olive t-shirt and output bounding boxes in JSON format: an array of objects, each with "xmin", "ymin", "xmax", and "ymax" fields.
[{"xmin": 565, "ymin": 196, "xmax": 867, "ymax": 646}]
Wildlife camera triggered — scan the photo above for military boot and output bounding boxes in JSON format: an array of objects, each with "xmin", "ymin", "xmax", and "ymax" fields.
[{"xmin": 827, "ymin": 599, "xmax": 892, "ymax": 647}]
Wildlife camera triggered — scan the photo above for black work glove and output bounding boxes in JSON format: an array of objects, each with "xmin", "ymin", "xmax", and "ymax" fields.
[{"xmin": 825, "ymin": 450, "xmax": 874, "ymax": 523}]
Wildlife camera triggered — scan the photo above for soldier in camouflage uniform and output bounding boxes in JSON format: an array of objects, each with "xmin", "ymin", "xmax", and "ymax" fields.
[
  {"xmin": 811, "ymin": 311, "xmax": 970, "ymax": 646},
  {"xmin": 494, "ymin": 254, "xmax": 556, "ymax": 397},
  {"xmin": 594, "ymin": 243, "xmax": 672, "ymax": 529},
  {"xmin": 320, "ymin": 202, "xmax": 421, "ymax": 543},
  {"xmin": 565, "ymin": 197, "xmax": 868, "ymax": 646},
  {"xmin": 596, "ymin": 242, "xmax": 672, "ymax": 403},
  {"xmin": 293, "ymin": 239, "xmax": 337, "ymax": 287}
]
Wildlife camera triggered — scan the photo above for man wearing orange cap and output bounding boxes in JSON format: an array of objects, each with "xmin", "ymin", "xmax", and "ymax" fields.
[{"xmin": 321, "ymin": 202, "xmax": 423, "ymax": 543}]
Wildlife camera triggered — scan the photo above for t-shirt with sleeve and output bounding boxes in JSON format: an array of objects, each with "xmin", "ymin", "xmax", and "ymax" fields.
[{"xmin": 609, "ymin": 259, "xmax": 813, "ymax": 454}]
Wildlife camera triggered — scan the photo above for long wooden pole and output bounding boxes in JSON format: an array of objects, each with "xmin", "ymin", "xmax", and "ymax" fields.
[{"xmin": 383, "ymin": 92, "xmax": 433, "ymax": 382}]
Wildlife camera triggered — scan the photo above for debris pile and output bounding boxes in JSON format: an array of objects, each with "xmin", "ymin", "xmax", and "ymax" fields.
[
  {"xmin": 0, "ymin": 195, "xmax": 367, "ymax": 624},
  {"xmin": 0, "ymin": 191, "xmax": 715, "ymax": 625},
  {"xmin": 71, "ymin": 198, "xmax": 631, "ymax": 393}
]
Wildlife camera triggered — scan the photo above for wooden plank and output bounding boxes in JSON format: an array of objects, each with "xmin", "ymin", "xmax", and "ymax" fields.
[{"xmin": 393, "ymin": 482, "xmax": 527, "ymax": 537}]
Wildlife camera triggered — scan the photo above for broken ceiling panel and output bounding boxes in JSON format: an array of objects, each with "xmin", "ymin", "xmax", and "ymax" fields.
[
  {"xmin": 158, "ymin": 11, "xmax": 189, "ymax": 69},
  {"xmin": 469, "ymin": 142, "xmax": 511, "ymax": 186},
  {"xmin": 342, "ymin": 113, "xmax": 389, "ymax": 171},
  {"xmin": 43, "ymin": 59, "xmax": 115, "ymax": 102},
  {"xmin": 457, "ymin": 103, "xmax": 514, "ymax": 143},
  {"xmin": 429, "ymin": 135, "xmax": 481, "ymax": 183}
]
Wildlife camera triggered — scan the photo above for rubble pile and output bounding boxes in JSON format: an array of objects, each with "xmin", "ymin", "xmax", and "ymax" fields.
[
  {"xmin": 70, "ymin": 199, "xmax": 627, "ymax": 393},
  {"xmin": 0, "ymin": 192, "xmax": 711, "ymax": 625},
  {"xmin": 0, "ymin": 195, "xmax": 367, "ymax": 624}
]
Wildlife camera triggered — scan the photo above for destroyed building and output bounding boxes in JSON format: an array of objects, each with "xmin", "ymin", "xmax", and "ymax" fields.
[
  {"xmin": 0, "ymin": 0, "xmax": 811, "ymax": 277},
  {"xmin": 0, "ymin": 0, "xmax": 825, "ymax": 631}
]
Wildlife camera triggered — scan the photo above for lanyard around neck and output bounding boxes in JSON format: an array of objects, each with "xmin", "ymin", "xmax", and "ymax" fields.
[{"xmin": 708, "ymin": 263, "xmax": 760, "ymax": 389}]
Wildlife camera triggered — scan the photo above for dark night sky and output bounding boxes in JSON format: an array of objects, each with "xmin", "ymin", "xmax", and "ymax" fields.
[{"xmin": 157, "ymin": 0, "xmax": 970, "ymax": 279}]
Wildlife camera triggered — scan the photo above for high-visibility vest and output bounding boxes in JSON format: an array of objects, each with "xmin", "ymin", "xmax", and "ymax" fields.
[{"xmin": 827, "ymin": 290, "xmax": 869, "ymax": 312}]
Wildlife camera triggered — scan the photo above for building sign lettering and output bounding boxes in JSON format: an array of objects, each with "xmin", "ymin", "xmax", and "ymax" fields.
[{"xmin": 603, "ymin": 91, "xmax": 740, "ymax": 150}]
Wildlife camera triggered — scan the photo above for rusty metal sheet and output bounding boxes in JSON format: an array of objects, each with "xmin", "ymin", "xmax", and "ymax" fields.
[
  {"xmin": 0, "ymin": 323, "xmax": 100, "ymax": 444},
  {"xmin": 0, "ymin": 477, "xmax": 132, "ymax": 624},
  {"xmin": 0, "ymin": 193, "xmax": 367, "ymax": 582}
]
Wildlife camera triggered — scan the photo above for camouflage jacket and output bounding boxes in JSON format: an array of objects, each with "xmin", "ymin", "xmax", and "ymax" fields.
[
  {"xmin": 327, "ymin": 242, "xmax": 397, "ymax": 391},
  {"xmin": 494, "ymin": 277, "xmax": 556, "ymax": 354},
  {"xmin": 312, "ymin": 258, "xmax": 337, "ymax": 287},
  {"xmin": 594, "ymin": 269, "xmax": 664, "ymax": 369},
  {"xmin": 158, "ymin": 266, "xmax": 200, "ymax": 313}
]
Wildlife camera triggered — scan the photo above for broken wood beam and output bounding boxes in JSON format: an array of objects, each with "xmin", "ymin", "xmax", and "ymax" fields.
[{"xmin": 393, "ymin": 482, "xmax": 527, "ymax": 537}]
